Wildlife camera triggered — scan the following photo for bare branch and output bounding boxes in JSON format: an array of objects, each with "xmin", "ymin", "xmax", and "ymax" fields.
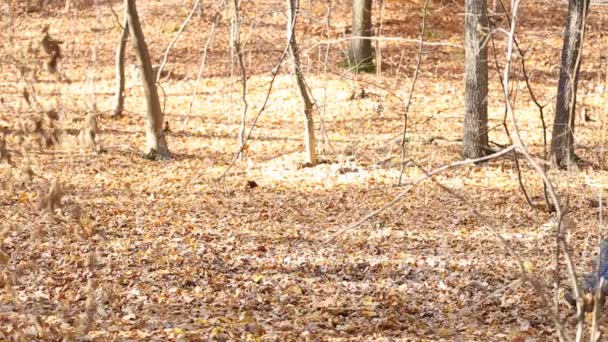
[
  {"xmin": 397, "ymin": 0, "xmax": 429, "ymax": 185},
  {"xmin": 325, "ymin": 145, "xmax": 517, "ymax": 241},
  {"xmin": 157, "ymin": 0, "xmax": 201, "ymax": 84},
  {"xmin": 189, "ymin": 0, "xmax": 225, "ymax": 116}
]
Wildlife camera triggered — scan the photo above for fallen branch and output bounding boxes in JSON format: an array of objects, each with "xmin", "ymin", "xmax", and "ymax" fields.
[
  {"xmin": 325, "ymin": 145, "xmax": 517, "ymax": 241},
  {"xmin": 305, "ymin": 35, "xmax": 462, "ymax": 54}
]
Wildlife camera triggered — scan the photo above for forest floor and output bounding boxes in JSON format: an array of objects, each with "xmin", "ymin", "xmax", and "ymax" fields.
[{"xmin": 2, "ymin": 0, "xmax": 608, "ymax": 340}]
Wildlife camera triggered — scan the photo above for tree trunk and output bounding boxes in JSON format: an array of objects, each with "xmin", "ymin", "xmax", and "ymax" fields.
[
  {"xmin": 348, "ymin": 0, "xmax": 373, "ymax": 71},
  {"xmin": 112, "ymin": 19, "xmax": 129, "ymax": 118},
  {"xmin": 462, "ymin": 0, "xmax": 489, "ymax": 159},
  {"xmin": 287, "ymin": 0, "xmax": 317, "ymax": 165},
  {"xmin": 124, "ymin": 0, "xmax": 169, "ymax": 159},
  {"xmin": 550, "ymin": 0, "xmax": 589, "ymax": 168}
]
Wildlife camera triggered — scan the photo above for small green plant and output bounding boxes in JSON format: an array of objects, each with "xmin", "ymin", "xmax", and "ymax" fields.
[
  {"xmin": 341, "ymin": 57, "xmax": 376, "ymax": 73},
  {"xmin": 425, "ymin": 30, "xmax": 440, "ymax": 39}
]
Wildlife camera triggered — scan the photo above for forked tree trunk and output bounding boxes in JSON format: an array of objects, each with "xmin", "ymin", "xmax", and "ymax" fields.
[
  {"xmin": 112, "ymin": 19, "xmax": 129, "ymax": 118},
  {"xmin": 125, "ymin": 0, "xmax": 169, "ymax": 159},
  {"xmin": 287, "ymin": 0, "xmax": 317, "ymax": 165},
  {"xmin": 349, "ymin": 0, "xmax": 373, "ymax": 70},
  {"xmin": 462, "ymin": 0, "xmax": 489, "ymax": 159},
  {"xmin": 551, "ymin": 0, "xmax": 589, "ymax": 168}
]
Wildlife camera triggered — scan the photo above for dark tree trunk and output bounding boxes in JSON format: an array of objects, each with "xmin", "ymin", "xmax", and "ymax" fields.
[
  {"xmin": 348, "ymin": 0, "xmax": 373, "ymax": 71},
  {"xmin": 287, "ymin": 0, "xmax": 317, "ymax": 165},
  {"xmin": 551, "ymin": 0, "xmax": 589, "ymax": 168},
  {"xmin": 112, "ymin": 18, "xmax": 129, "ymax": 118},
  {"xmin": 125, "ymin": 0, "xmax": 169, "ymax": 159},
  {"xmin": 463, "ymin": 0, "xmax": 489, "ymax": 159}
]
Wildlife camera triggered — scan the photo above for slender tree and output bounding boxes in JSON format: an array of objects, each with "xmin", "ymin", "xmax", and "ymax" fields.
[
  {"xmin": 551, "ymin": 0, "xmax": 589, "ymax": 168},
  {"xmin": 112, "ymin": 19, "xmax": 129, "ymax": 118},
  {"xmin": 125, "ymin": 0, "xmax": 169, "ymax": 159},
  {"xmin": 349, "ymin": 0, "xmax": 374, "ymax": 71},
  {"xmin": 462, "ymin": 0, "xmax": 489, "ymax": 159},
  {"xmin": 287, "ymin": 0, "xmax": 317, "ymax": 165}
]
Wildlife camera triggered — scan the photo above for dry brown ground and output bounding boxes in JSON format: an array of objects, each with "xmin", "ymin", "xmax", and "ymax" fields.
[{"xmin": 2, "ymin": 0, "xmax": 608, "ymax": 340}]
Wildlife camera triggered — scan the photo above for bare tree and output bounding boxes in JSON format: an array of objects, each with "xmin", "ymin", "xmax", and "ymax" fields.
[
  {"xmin": 550, "ymin": 0, "xmax": 589, "ymax": 168},
  {"xmin": 124, "ymin": 0, "xmax": 169, "ymax": 159},
  {"xmin": 287, "ymin": 0, "xmax": 317, "ymax": 165},
  {"xmin": 231, "ymin": 0, "xmax": 249, "ymax": 161},
  {"xmin": 462, "ymin": 0, "xmax": 489, "ymax": 159},
  {"xmin": 348, "ymin": 0, "xmax": 374, "ymax": 71},
  {"xmin": 112, "ymin": 19, "xmax": 129, "ymax": 118}
]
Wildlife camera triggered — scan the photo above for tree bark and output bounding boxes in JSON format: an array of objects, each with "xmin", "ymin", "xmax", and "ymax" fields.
[
  {"xmin": 287, "ymin": 0, "xmax": 317, "ymax": 165},
  {"xmin": 112, "ymin": 19, "xmax": 129, "ymax": 118},
  {"xmin": 550, "ymin": 0, "xmax": 589, "ymax": 168},
  {"xmin": 462, "ymin": 0, "xmax": 489, "ymax": 159},
  {"xmin": 349, "ymin": 0, "xmax": 373, "ymax": 71},
  {"xmin": 125, "ymin": 0, "xmax": 169, "ymax": 159}
]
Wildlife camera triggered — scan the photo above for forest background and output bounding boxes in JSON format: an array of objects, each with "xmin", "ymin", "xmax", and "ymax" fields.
[{"xmin": 1, "ymin": 0, "xmax": 608, "ymax": 340}]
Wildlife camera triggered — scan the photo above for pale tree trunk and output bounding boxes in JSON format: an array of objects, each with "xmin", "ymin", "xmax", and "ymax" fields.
[
  {"xmin": 349, "ymin": 0, "xmax": 373, "ymax": 71},
  {"xmin": 231, "ymin": 0, "xmax": 248, "ymax": 161},
  {"xmin": 112, "ymin": 18, "xmax": 129, "ymax": 118},
  {"xmin": 551, "ymin": 0, "xmax": 589, "ymax": 168},
  {"xmin": 125, "ymin": 0, "xmax": 169, "ymax": 159},
  {"xmin": 287, "ymin": 0, "xmax": 317, "ymax": 165},
  {"xmin": 462, "ymin": 0, "xmax": 489, "ymax": 159}
]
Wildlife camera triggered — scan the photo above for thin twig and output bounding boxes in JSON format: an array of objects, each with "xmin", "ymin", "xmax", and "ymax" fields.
[
  {"xmin": 231, "ymin": 0, "xmax": 249, "ymax": 161},
  {"xmin": 318, "ymin": 0, "xmax": 337, "ymax": 155},
  {"xmin": 499, "ymin": 1, "xmax": 573, "ymax": 340},
  {"xmin": 325, "ymin": 145, "xmax": 517, "ymax": 241},
  {"xmin": 305, "ymin": 35, "xmax": 462, "ymax": 54},
  {"xmin": 412, "ymin": 160, "xmax": 569, "ymax": 341},
  {"xmin": 188, "ymin": 0, "xmax": 224, "ymax": 116},
  {"xmin": 215, "ymin": 34, "xmax": 295, "ymax": 181},
  {"xmin": 484, "ymin": 3, "xmax": 535, "ymax": 209},
  {"xmin": 157, "ymin": 0, "xmax": 201, "ymax": 84},
  {"xmin": 397, "ymin": 0, "xmax": 430, "ymax": 185},
  {"xmin": 459, "ymin": 279, "xmax": 522, "ymax": 315},
  {"xmin": 108, "ymin": 4, "xmax": 125, "ymax": 30}
]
